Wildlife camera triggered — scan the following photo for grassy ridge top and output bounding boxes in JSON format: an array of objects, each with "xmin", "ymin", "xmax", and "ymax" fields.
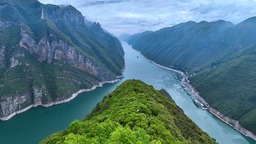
[{"xmin": 40, "ymin": 80, "xmax": 216, "ymax": 144}]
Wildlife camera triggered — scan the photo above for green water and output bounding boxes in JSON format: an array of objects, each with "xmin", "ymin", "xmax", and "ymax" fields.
[{"xmin": 0, "ymin": 42, "xmax": 255, "ymax": 144}]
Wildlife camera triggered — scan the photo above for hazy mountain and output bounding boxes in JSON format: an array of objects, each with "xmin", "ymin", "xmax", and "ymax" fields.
[
  {"xmin": 0, "ymin": 0, "xmax": 124, "ymax": 119},
  {"xmin": 127, "ymin": 16, "xmax": 256, "ymax": 70},
  {"xmin": 118, "ymin": 33, "xmax": 131, "ymax": 41},
  {"xmin": 128, "ymin": 17, "xmax": 256, "ymax": 73},
  {"xmin": 127, "ymin": 20, "xmax": 237, "ymax": 72},
  {"xmin": 41, "ymin": 80, "xmax": 216, "ymax": 144}
]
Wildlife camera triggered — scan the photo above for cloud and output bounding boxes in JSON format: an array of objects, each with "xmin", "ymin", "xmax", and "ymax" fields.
[
  {"xmin": 189, "ymin": 0, "xmax": 256, "ymax": 23},
  {"xmin": 80, "ymin": 0, "xmax": 129, "ymax": 7},
  {"xmin": 39, "ymin": 0, "xmax": 256, "ymax": 36}
]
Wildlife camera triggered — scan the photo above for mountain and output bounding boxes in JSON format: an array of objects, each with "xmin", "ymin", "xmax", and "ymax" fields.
[
  {"xmin": 126, "ymin": 17, "xmax": 256, "ymax": 136},
  {"xmin": 127, "ymin": 20, "xmax": 234, "ymax": 73},
  {"xmin": 190, "ymin": 44, "xmax": 256, "ymax": 134},
  {"xmin": 0, "ymin": 0, "xmax": 124, "ymax": 120},
  {"xmin": 127, "ymin": 17, "xmax": 256, "ymax": 73},
  {"xmin": 118, "ymin": 33, "xmax": 131, "ymax": 41},
  {"xmin": 40, "ymin": 80, "xmax": 216, "ymax": 144}
]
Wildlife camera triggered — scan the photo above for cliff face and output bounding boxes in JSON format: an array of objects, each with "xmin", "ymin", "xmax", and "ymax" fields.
[
  {"xmin": 0, "ymin": 0, "xmax": 124, "ymax": 120},
  {"xmin": 19, "ymin": 29, "xmax": 113, "ymax": 80}
]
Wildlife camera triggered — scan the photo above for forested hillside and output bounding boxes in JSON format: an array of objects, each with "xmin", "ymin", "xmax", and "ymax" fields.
[
  {"xmin": 127, "ymin": 17, "xmax": 256, "ymax": 73},
  {"xmin": 127, "ymin": 20, "xmax": 234, "ymax": 73},
  {"xmin": 41, "ymin": 80, "xmax": 216, "ymax": 144},
  {"xmin": 127, "ymin": 17, "xmax": 256, "ymax": 135},
  {"xmin": 190, "ymin": 44, "xmax": 256, "ymax": 134},
  {"xmin": 0, "ymin": 0, "xmax": 124, "ymax": 119}
]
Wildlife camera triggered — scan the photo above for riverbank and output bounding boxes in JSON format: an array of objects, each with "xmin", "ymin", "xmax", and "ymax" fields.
[
  {"xmin": 0, "ymin": 78, "xmax": 121, "ymax": 121},
  {"xmin": 148, "ymin": 60, "xmax": 256, "ymax": 141}
]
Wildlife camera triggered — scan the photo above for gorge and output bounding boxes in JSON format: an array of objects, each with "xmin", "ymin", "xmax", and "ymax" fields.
[
  {"xmin": 0, "ymin": 0, "xmax": 124, "ymax": 120},
  {"xmin": 127, "ymin": 17, "xmax": 256, "ymax": 141},
  {"xmin": 1, "ymin": 0, "xmax": 256, "ymax": 143},
  {"xmin": 0, "ymin": 42, "xmax": 255, "ymax": 144}
]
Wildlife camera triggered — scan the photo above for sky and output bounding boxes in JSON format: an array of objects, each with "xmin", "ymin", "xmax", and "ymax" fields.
[{"xmin": 39, "ymin": 0, "xmax": 256, "ymax": 36}]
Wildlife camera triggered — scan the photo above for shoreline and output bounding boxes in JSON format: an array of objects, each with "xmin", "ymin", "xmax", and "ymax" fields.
[
  {"xmin": 0, "ymin": 78, "xmax": 121, "ymax": 121},
  {"xmin": 148, "ymin": 60, "xmax": 256, "ymax": 141}
]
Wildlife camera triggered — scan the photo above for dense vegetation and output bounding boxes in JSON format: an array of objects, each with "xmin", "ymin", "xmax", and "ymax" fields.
[
  {"xmin": 190, "ymin": 44, "xmax": 256, "ymax": 134},
  {"xmin": 0, "ymin": 0, "xmax": 124, "ymax": 110},
  {"xmin": 127, "ymin": 17, "xmax": 256, "ymax": 73},
  {"xmin": 127, "ymin": 17, "xmax": 256, "ymax": 135},
  {"xmin": 40, "ymin": 80, "xmax": 216, "ymax": 144}
]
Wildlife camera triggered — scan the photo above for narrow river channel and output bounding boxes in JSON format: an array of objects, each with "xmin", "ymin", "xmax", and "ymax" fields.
[{"xmin": 0, "ymin": 42, "xmax": 255, "ymax": 144}]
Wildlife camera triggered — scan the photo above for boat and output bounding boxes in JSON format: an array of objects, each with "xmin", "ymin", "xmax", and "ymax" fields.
[
  {"xmin": 192, "ymin": 98, "xmax": 203, "ymax": 109},
  {"xmin": 192, "ymin": 98, "xmax": 208, "ymax": 110}
]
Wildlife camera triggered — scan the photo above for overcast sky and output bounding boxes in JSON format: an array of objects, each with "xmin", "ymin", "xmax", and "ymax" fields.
[{"xmin": 39, "ymin": 0, "xmax": 256, "ymax": 36}]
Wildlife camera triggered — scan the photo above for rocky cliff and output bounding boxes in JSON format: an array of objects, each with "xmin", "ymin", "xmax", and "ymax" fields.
[{"xmin": 0, "ymin": 0, "xmax": 124, "ymax": 120}]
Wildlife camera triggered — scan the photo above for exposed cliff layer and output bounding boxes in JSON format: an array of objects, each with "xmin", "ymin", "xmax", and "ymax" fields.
[{"xmin": 0, "ymin": 0, "xmax": 124, "ymax": 120}]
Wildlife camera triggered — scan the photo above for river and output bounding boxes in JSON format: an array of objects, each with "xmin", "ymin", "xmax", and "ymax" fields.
[{"xmin": 0, "ymin": 42, "xmax": 255, "ymax": 144}]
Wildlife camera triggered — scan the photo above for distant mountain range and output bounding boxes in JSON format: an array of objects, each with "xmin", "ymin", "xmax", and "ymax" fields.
[
  {"xmin": 0, "ymin": 0, "xmax": 124, "ymax": 120},
  {"xmin": 127, "ymin": 17, "xmax": 256, "ymax": 135},
  {"xmin": 127, "ymin": 18, "xmax": 256, "ymax": 73},
  {"xmin": 41, "ymin": 80, "xmax": 216, "ymax": 144}
]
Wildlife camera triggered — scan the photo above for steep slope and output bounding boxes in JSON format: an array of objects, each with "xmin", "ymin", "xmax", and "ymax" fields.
[
  {"xmin": 128, "ymin": 17, "xmax": 256, "ymax": 73},
  {"xmin": 190, "ymin": 44, "xmax": 256, "ymax": 135},
  {"xmin": 0, "ymin": 0, "xmax": 124, "ymax": 120},
  {"xmin": 127, "ymin": 17, "xmax": 256, "ymax": 137},
  {"xmin": 40, "ymin": 80, "xmax": 216, "ymax": 144},
  {"xmin": 127, "ymin": 20, "xmax": 234, "ymax": 72},
  {"xmin": 87, "ymin": 22, "xmax": 125, "ymax": 74}
]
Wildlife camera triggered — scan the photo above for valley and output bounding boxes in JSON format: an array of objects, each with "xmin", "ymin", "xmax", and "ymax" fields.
[
  {"xmin": 1, "ymin": 0, "xmax": 256, "ymax": 143},
  {"xmin": 127, "ymin": 17, "xmax": 256, "ymax": 142},
  {"xmin": 0, "ymin": 42, "xmax": 254, "ymax": 144}
]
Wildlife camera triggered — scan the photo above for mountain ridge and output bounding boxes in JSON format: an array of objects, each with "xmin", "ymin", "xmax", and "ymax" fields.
[
  {"xmin": 0, "ymin": 0, "xmax": 124, "ymax": 120},
  {"xmin": 127, "ymin": 19, "xmax": 235, "ymax": 73},
  {"xmin": 126, "ymin": 16, "xmax": 256, "ymax": 137},
  {"xmin": 40, "ymin": 80, "xmax": 216, "ymax": 144}
]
